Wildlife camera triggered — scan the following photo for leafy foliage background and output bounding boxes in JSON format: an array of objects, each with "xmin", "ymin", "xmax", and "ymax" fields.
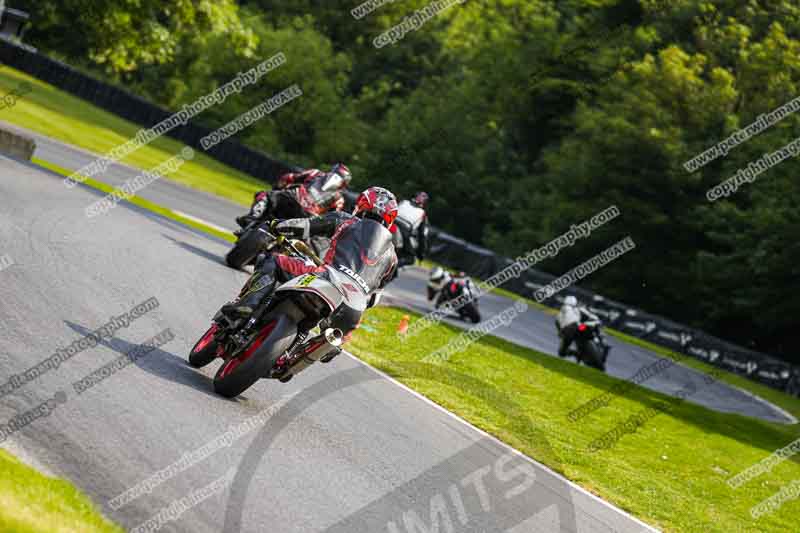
[{"xmin": 17, "ymin": 0, "xmax": 800, "ymax": 361}]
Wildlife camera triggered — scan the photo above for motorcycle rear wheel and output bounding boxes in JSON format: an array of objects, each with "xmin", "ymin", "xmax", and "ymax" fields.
[
  {"xmin": 213, "ymin": 314, "xmax": 297, "ymax": 397},
  {"xmin": 580, "ymin": 340, "xmax": 606, "ymax": 371}
]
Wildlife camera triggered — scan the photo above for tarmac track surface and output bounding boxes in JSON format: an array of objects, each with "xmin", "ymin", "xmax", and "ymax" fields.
[
  {"xmin": 0, "ymin": 126, "xmax": 792, "ymax": 532},
  {"xmin": 0, "ymin": 154, "xmax": 658, "ymax": 532}
]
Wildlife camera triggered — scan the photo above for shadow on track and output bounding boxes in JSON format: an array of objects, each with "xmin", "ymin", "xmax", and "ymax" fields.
[
  {"xmin": 64, "ymin": 321, "xmax": 221, "ymax": 400},
  {"xmin": 161, "ymin": 234, "xmax": 231, "ymax": 269}
]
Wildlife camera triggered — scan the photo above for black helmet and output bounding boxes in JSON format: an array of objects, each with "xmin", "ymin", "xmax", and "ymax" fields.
[{"xmin": 411, "ymin": 191, "xmax": 429, "ymax": 208}]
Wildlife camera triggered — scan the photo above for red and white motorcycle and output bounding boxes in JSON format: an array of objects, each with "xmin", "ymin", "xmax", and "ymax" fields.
[{"xmin": 190, "ymin": 235, "xmax": 371, "ymax": 397}]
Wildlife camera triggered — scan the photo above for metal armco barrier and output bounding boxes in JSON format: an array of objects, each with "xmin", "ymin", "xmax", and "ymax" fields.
[{"xmin": 424, "ymin": 230, "xmax": 798, "ymax": 396}]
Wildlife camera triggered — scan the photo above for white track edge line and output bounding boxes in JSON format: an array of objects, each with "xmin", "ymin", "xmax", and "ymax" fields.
[
  {"xmin": 171, "ymin": 210, "xmax": 233, "ymax": 234},
  {"xmin": 343, "ymin": 351, "xmax": 661, "ymax": 533}
]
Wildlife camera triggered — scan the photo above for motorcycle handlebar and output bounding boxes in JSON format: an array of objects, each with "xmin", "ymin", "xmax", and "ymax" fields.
[{"xmin": 271, "ymin": 233, "xmax": 324, "ymax": 267}]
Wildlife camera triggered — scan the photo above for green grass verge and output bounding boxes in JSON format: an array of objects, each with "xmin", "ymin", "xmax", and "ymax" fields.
[
  {"xmin": 0, "ymin": 65, "xmax": 266, "ymax": 206},
  {"xmin": 350, "ymin": 306, "xmax": 800, "ymax": 533},
  {"xmin": 0, "ymin": 450, "xmax": 122, "ymax": 533}
]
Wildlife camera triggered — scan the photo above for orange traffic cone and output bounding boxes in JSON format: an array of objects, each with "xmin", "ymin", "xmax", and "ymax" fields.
[{"xmin": 397, "ymin": 315, "xmax": 410, "ymax": 335}]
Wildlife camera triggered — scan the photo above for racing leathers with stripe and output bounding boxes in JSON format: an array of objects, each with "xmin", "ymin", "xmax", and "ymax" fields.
[
  {"xmin": 225, "ymin": 212, "xmax": 397, "ymax": 340},
  {"xmin": 235, "ymin": 169, "xmax": 345, "ymax": 231}
]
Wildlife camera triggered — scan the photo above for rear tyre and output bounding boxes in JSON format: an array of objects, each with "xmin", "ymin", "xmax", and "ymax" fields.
[
  {"xmin": 463, "ymin": 302, "xmax": 481, "ymax": 323},
  {"xmin": 189, "ymin": 324, "xmax": 220, "ymax": 368},
  {"xmin": 225, "ymin": 229, "xmax": 265, "ymax": 270},
  {"xmin": 581, "ymin": 341, "xmax": 606, "ymax": 371},
  {"xmin": 213, "ymin": 314, "xmax": 297, "ymax": 398}
]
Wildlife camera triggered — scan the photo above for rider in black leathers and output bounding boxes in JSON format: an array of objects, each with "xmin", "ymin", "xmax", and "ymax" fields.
[
  {"xmin": 222, "ymin": 187, "xmax": 399, "ymax": 342},
  {"xmin": 234, "ymin": 163, "xmax": 350, "ymax": 236}
]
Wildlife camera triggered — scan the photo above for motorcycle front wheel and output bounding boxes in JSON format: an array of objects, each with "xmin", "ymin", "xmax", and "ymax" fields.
[
  {"xmin": 461, "ymin": 302, "xmax": 481, "ymax": 323},
  {"xmin": 188, "ymin": 323, "xmax": 221, "ymax": 368}
]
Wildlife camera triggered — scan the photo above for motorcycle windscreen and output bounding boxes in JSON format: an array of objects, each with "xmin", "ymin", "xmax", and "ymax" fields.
[{"xmin": 250, "ymin": 200, "xmax": 267, "ymax": 217}]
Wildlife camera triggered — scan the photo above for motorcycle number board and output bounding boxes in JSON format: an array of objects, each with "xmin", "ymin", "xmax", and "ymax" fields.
[{"xmin": 297, "ymin": 275, "xmax": 317, "ymax": 287}]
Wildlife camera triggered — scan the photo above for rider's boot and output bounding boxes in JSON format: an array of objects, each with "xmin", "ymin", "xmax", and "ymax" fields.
[{"xmin": 220, "ymin": 271, "xmax": 276, "ymax": 320}]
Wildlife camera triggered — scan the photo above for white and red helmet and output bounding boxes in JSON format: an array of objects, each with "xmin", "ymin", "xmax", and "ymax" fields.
[{"xmin": 354, "ymin": 186, "xmax": 398, "ymax": 228}]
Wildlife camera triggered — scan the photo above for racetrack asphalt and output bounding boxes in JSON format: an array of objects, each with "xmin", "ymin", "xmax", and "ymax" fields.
[
  {"xmin": 0, "ymin": 125, "xmax": 792, "ymax": 532},
  {"xmin": 0, "ymin": 153, "xmax": 658, "ymax": 532}
]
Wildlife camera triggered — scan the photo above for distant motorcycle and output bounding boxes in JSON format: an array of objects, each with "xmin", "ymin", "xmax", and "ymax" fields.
[
  {"xmin": 191, "ymin": 235, "xmax": 368, "ymax": 397},
  {"xmin": 388, "ymin": 197, "xmax": 429, "ymax": 281},
  {"xmin": 573, "ymin": 321, "xmax": 610, "ymax": 371},
  {"xmin": 387, "ymin": 227, "xmax": 415, "ymax": 282},
  {"xmin": 437, "ymin": 277, "xmax": 481, "ymax": 323}
]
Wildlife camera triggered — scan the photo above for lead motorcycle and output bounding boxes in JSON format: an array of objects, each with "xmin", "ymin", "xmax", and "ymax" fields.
[
  {"xmin": 191, "ymin": 234, "xmax": 370, "ymax": 397},
  {"xmin": 226, "ymin": 188, "xmax": 338, "ymax": 270},
  {"xmin": 226, "ymin": 193, "xmax": 271, "ymax": 269}
]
